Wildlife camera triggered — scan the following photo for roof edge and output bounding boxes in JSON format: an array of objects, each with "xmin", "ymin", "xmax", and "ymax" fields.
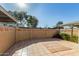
[{"xmin": 0, "ymin": 5, "xmax": 17, "ymax": 23}]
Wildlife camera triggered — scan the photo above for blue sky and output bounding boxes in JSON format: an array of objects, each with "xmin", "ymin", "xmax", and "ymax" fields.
[{"xmin": 0, "ymin": 3, "xmax": 79, "ymax": 27}]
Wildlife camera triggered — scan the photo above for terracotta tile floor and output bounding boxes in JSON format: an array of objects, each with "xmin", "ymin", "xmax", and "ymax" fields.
[{"xmin": 4, "ymin": 38, "xmax": 79, "ymax": 56}]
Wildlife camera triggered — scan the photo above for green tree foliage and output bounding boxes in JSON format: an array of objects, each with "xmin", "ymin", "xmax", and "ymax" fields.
[
  {"xmin": 56, "ymin": 21, "xmax": 63, "ymax": 27},
  {"xmin": 10, "ymin": 11, "xmax": 28, "ymax": 21},
  {"xmin": 53, "ymin": 21, "xmax": 63, "ymax": 29},
  {"xmin": 8, "ymin": 11, "xmax": 38, "ymax": 28},
  {"xmin": 27, "ymin": 15, "xmax": 38, "ymax": 28}
]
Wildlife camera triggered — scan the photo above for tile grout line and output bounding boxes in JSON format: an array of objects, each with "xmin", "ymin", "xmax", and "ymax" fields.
[{"xmin": 21, "ymin": 42, "xmax": 28, "ymax": 56}]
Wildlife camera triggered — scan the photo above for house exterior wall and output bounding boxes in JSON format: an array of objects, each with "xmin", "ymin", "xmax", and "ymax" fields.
[{"xmin": 0, "ymin": 22, "xmax": 17, "ymax": 27}]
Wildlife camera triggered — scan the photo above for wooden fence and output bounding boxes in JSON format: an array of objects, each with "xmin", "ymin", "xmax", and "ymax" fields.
[
  {"xmin": 0, "ymin": 27, "xmax": 15, "ymax": 54},
  {"xmin": 16, "ymin": 28, "xmax": 59, "ymax": 42},
  {"xmin": 0, "ymin": 27, "xmax": 59, "ymax": 54},
  {"xmin": 60, "ymin": 29, "xmax": 79, "ymax": 36}
]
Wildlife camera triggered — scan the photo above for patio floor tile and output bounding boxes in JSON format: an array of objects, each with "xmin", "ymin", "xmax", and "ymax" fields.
[{"xmin": 4, "ymin": 38, "xmax": 78, "ymax": 56}]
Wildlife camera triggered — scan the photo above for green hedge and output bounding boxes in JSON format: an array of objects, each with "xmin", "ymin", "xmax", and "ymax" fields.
[{"xmin": 60, "ymin": 33, "xmax": 78, "ymax": 43}]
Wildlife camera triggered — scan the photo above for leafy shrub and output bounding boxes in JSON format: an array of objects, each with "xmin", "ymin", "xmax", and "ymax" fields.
[
  {"xmin": 60, "ymin": 33, "xmax": 78, "ymax": 43},
  {"xmin": 60, "ymin": 33, "xmax": 70, "ymax": 41},
  {"xmin": 70, "ymin": 35, "xmax": 78, "ymax": 43}
]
